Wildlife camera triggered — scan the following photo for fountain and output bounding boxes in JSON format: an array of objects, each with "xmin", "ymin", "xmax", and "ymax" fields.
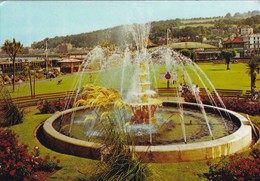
[
  {"xmin": 126, "ymin": 61, "xmax": 162, "ymax": 124},
  {"xmin": 40, "ymin": 24, "xmax": 253, "ymax": 163}
]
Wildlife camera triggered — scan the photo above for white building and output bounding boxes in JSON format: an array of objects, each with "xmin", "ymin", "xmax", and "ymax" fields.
[
  {"xmin": 240, "ymin": 25, "xmax": 254, "ymax": 35},
  {"xmin": 242, "ymin": 34, "xmax": 260, "ymax": 49}
]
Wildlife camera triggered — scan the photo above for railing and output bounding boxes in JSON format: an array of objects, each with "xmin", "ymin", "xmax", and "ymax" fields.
[{"xmin": 0, "ymin": 91, "xmax": 77, "ymax": 109}]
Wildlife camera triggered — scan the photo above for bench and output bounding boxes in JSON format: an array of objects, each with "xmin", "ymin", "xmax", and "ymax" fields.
[
  {"xmin": 238, "ymin": 90, "xmax": 252, "ymax": 98},
  {"xmin": 213, "ymin": 89, "xmax": 243, "ymax": 97},
  {"xmin": 198, "ymin": 88, "xmax": 210, "ymax": 96},
  {"xmin": 157, "ymin": 88, "xmax": 180, "ymax": 97},
  {"xmin": 67, "ymin": 90, "xmax": 78, "ymax": 97},
  {"xmin": 0, "ymin": 92, "xmax": 68, "ymax": 108}
]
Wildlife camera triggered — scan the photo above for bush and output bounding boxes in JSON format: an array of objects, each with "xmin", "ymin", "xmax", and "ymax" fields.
[
  {"xmin": 0, "ymin": 128, "xmax": 60, "ymax": 181},
  {"xmin": 37, "ymin": 99, "xmax": 74, "ymax": 114},
  {"xmin": 0, "ymin": 90, "xmax": 24, "ymax": 127},
  {"xmin": 34, "ymin": 73, "xmax": 45, "ymax": 79},
  {"xmin": 89, "ymin": 108, "xmax": 153, "ymax": 181},
  {"xmin": 204, "ymin": 151, "xmax": 260, "ymax": 181},
  {"xmin": 184, "ymin": 93, "xmax": 260, "ymax": 115}
]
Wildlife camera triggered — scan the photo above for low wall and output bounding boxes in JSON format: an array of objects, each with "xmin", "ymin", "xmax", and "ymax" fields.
[{"xmin": 42, "ymin": 102, "xmax": 252, "ymax": 163}]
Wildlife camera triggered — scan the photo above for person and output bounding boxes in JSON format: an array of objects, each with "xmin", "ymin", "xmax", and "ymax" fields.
[
  {"xmin": 191, "ymin": 82, "xmax": 196, "ymax": 94},
  {"xmin": 18, "ymin": 79, "xmax": 23, "ymax": 88},
  {"xmin": 182, "ymin": 83, "xmax": 188, "ymax": 96},
  {"xmin": 195, "ymin": 85, "xmax": 200, "ymax": 96},
  {"xmin": 252, "ymin": 86, "xmax": 259, "ymax": 101},
  {"xmin": 178, "ymin": 83, "xmax": 183, "ymax": 96}
]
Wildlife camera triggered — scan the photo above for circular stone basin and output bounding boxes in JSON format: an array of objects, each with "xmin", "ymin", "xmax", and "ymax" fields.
[{"xmin": 42, "ymin": 102, "xmax": 252, "ymax": 163}]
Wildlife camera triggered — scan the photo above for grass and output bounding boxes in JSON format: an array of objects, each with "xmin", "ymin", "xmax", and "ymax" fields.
[
  {"xmin": 180, "ymin": 17, "xmax": 222, "ymax": 24},
  {"xmin": 9, "ymin": 107, "xmax": 209, "ymax": 181},
  {"xmin": 10, "ymin": 107, "xmax": 99, "ymax": 180},
  {"xmin": 9, "ymin": 107, "xmax": 259, "ymax": 180},
  {"xmin": 198, "ymin": 63, "xmax": 260, "ymax": 91},
  {"xmin": 6, "ymin": 62, "xmax": 259, "ymax": 98},
  {"xmin": 2, "ymin": 62, "xmax": 260, "ymax": 180},
  {"xmin": 179, "ymin": 23, "xmax": 214, "ymax": 28}
]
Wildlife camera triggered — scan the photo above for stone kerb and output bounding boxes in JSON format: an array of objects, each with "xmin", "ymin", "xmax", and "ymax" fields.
[{"xmin": 42, "ymin": 102, "xmax": 252, "ymax": 163}]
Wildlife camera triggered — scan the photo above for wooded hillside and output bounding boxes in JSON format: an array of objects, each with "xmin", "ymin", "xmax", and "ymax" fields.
[{"xmin": 31, "ymin": 11, "xmax": 260, "ymax": 49}]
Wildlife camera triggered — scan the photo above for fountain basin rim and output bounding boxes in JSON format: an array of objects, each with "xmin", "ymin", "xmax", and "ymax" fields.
[{"xmin": 43, "ymin": 102, "xmax": 251, "ymax": 149}]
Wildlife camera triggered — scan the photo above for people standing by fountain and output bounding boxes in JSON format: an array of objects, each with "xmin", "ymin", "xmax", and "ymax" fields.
[
  {"xmin": 182, "ymin": 83, "xmax": 189, "ymax": 96},
  {"xmin": 178, "ymin": 83, "xmax": 183, "ymax": 96},
  {"xmin": 195, "ymin": 84, "xmax": 200, "ymax": 96}
]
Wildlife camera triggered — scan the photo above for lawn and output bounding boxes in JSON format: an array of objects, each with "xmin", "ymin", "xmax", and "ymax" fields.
[
  {"xmin": 6, "ymin": 62, "xmax": 259, "ymax": 98},
  {"xmin": 8, "ymin": 107, "xmax": 259, "ymax": 180},
  {"xmin": 9, "ymin": 107, "xmax": 209, "ymax": 181},
  {"xmin": 2, "ymin": 62, "xmax": 260, "ymax": 180}
]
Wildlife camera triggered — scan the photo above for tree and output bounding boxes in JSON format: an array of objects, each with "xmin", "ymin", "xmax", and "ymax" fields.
[
  {"xmin": 99, "ymin": 41, "xmax": 115, "ymax": 51},
  {"xmin": 225, "ymin": 13, "xmax": 232, "ymax": 18},
  {"xmin": 1, "ymin": 39, "xmax": 24, "ymax": 92},
  {"xmin": 221, "ymin": 49, "xmax": 236, "ymax": 70},
  {"xmin": 247, "ymin": 56, "xmax": 260, "ymax": 91},
  {"xmin": 23, "ymin": 62, "xmax": 34, "ymax": 97},
  {"xmin": 180, "ymin": 49, "xmax": 196, "ymax": 61}
]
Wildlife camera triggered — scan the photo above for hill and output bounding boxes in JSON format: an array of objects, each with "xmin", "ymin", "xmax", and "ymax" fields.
[{"xmin": 31, "ymin": 11, "xmax": 260, "ymax": 49}]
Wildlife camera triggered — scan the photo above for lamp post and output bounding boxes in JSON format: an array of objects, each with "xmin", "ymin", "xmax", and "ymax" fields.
[
  {"xmin": 45, "ymin": 38, "xmax": 49, "ymax": 75},
  {"xmin": 167, "ymin": 28, "xmax": 171, "ymax": 46}
]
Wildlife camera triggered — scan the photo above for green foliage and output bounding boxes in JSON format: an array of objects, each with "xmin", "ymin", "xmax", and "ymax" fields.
[
  {"xmin": 88, "ymin": 107, "xmax": 153, "ymax": 181},
  {"xmin": 247, "ymin": 56, "xmax": 260, "ymax": 90},
  {"xmin": 1, "ymin": 38, "xmax": 24, "ymax": 92},
  {"xmin": 204, "ymin": 150, "xmax": 260, "ymax": 181},
  {"xmin": 221, "ymin": 49, "xmax": 236, "ymax": 59},
  {"xmin": 179, "ymin": 49, "xmax": 196, "ymax": 60},
  {"xmin": 30, "ymin": 14, "xmax": 260, "ymax": 49},
  {"xmin": 0, "ymin": 89, "xmax": 24, "ymax": 127},
  {"xmin": 221, "ymin": 49, "xmax": 237, "ymax": 70},
  {"xmin": 99, "ymin": 41, "xmax": 115, "ymax": 51}
]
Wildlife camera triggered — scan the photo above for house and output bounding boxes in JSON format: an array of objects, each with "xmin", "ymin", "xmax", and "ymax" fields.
[
  {"xmin": 59, "ymin": 58, "xmax": 83, "ymax": 73},
  {"xmin": 202, "ymin": 38, "xmax": 223, "ymax": 48},
  {"xmin": 57, "ymin": 43, "xmax": 73, "ymax": 53},
  {"xmin": 240, "ymin": 25, "xmax": 253, "ymax": 35},
  {"xmin": 242, "ymin": 34, "xmax": 260, "ymax": 56},
  {"xmin": 223, "ymin": 37, "xmax": 246, "ymax": 58},
  {"xmin": 242, "ymin": 34, "xmax": 260, "ymax": 49}
]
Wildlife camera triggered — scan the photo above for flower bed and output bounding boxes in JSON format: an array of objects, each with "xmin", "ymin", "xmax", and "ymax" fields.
[
  {"xmin": 204, "ymin": 148, "xmax": 260, "ymax": 181},
  {"xmin": 184, "ymin": 93, "xmax": 260, "ymax": 115},
  {"xmin": 37, "ymin": 99, "xmax": 74, "ymax": 114},
  {"xmin": 0, "ymin": 128, "xmax": 60, "ymax": 181}
]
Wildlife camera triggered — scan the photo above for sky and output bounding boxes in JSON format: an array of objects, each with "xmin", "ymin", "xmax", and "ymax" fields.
[{"xmin": 1, "ymin": 0, "xmax": 260, "ymax": 47}]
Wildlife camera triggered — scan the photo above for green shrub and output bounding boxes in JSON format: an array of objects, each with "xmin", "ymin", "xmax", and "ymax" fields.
[
  {"xmin": 0, "ymin": 90, "xmax": 24, "ymax": 127},
  {"xmin": 87, "ymin": 108, "xmax": 153, "ymax": 181},
  {"xmin": 204, "ymin": 151, "xmax": 260, "ymax": 181}
]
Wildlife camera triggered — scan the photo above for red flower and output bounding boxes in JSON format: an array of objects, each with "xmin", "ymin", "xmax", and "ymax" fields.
[
  {"xmin": 242, "ymin": 165, "xmax": 247, "ymax": 170},
  {"xmin": 27, "ymin": 164, "xmax": 32, "ymax": 172},
  {"xmin": 9, "ymin": 169, "xmax": 16, "ymax": 176},
  {"xmin": 17, "ymin": 161, "xmax": 23, "ymax": 166},
  {"xmin": 23, "ymin": 178, "xmax": 28, "ymax": 181},
  {"xmin": 238, "ymin": 177, "xmax": 244, "ymax": 181},
  {"xmin": 45, "ymin": 155, "xmax": 50, "ymax": 160},
  {"xmin": 57, "ymin": 159, "xmax": 60, "ymax": 163}
]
